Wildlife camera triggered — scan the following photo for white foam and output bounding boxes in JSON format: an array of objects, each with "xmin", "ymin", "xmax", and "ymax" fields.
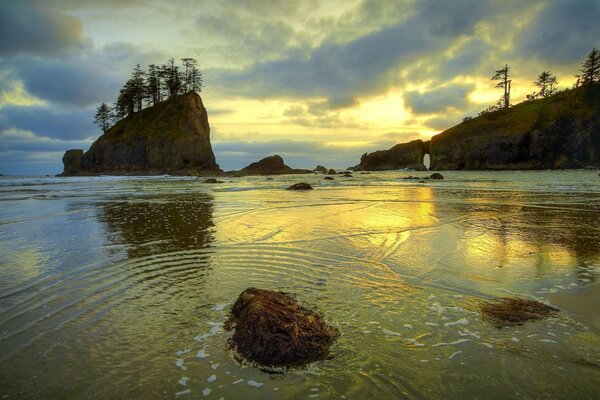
[
  {"xmin": 233, "ymin": 379, "xmax": 244, "ymax": 385},
  {"xmin": 196, "ymin": 348, "xmax": 209, "ymax": 358},
  {"xmin": 211, "ymin": 304, "xmax": 227, "ymax": 311},
  {"xmin": 444, "ymin": 318, "xmax": 469, "ymax": 327},
  {"xmin": 207, "ymin": 375, "xmax": 217, "ymax": 383},
  {"xmin": 176, "ymin": 389, "xmax": 191, "ymax": 396},
  {"xmin": 211, "ymin": 363, "xmax": 219, "ymax": 370},
  {"xmin": 540, "ymin": 339, "xmax": 557, "ymax": 343},
  {"xmin": 176, "ymin": 348, "xmax": 192, "ymax": 356},
  {"xmin": 405, "ymin": 338, "xmax": 425, "ymax": 347},
  {"xmin": 175, "ymin": 359, "xmax": 187, "ymax": 371},
  {"xmin": 511, "ymin": 337, "xmax": 520, "ymax": 343},
  {"xmin": 203, "ymin": 388, "xmax": 212, "ymax": 397},
  {"xmin": 178, "ymin": 377, "xmax": 190, "ymax": 386},
  {"xmin": 449, "ymin": 351, "xmax": 462, "ymax": 359},
  {"xmin": 247, "ymin": 380, "xmax": 264, "ymax": 387},
  {"xmin": 404, "ymin": 324, "xmax": 414, "ymax": 329},
  {"xmin": 433, "ymin": 339, "xmax": 470, "ymax": 347},
  {"xmin": 382, "ymin": 329, "xmax": 401, "ymax": 336}
]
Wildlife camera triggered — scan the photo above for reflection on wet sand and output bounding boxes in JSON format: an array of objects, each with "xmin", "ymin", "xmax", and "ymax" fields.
[{"xmin": 98, "ymin": 193, "xmax": 215, "ymax": 257}]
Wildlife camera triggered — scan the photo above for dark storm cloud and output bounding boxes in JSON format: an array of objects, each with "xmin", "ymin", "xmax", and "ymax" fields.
[
  {"xmin": 404, "ymin": 83, "xmax": 474, "ymax": 114},
  {"xmin": 0, "ymin": 105, "xmax": 98, "ymax": 140},
  {"xmin": 0, "ymin": 1, "xmax": 85, "ymax": 57},
  {"xmin": 516, "ymin": 0, "xmax": 600, "ymax": 64},
  {"xmin": 213, "ymin": 0, "xmax": 491, "ymax": 99}
]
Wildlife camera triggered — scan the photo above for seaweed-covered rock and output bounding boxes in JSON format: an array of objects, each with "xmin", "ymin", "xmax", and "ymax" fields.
[
  {"xmin": 225, "ymin": 288, "xmax": 339, "ymax": 368},
  {"xmin": 480, "ymin": 297, "xmax": 559, "ymax": 328},
  {"xmin": 286, "ymin": 182, "xmax": 313, "ymax": 190}
]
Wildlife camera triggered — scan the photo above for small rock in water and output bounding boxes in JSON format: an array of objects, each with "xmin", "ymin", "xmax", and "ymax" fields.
[
  {"xmin": 327, "ymin": 169, "xmax": 337, "ymax": 175},
  {"xmin": 323, "ymin": 176, "xmax": 335, "ymax": 180},
  {"xmin": 203, "ymin": 178, "xmax": 223, "ymax": 184},
  {"xmin": 286, "ymin": 182, "xmax": 313, "ymax": 190},
  {"xmin": 429, "ymin": 173, "xmax": 444, "ymax": 180}
]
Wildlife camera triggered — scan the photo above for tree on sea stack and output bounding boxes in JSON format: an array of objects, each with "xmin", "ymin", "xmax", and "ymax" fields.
[
  {"xmin": 492, "ymin": 64, "xmax": 511, "ymax": 110},
  {"xmin": 93, "ymin": 103, "xmax": 113, "ymax": 133},
  {"xmin": 580, "ymin": 48, "xmax": 600, "ymax": 86}
]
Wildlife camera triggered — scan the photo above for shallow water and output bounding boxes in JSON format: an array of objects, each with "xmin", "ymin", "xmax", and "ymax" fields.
[{"xmin": 1, "ymin": 171, "xmax": 599, "ymax": 399}]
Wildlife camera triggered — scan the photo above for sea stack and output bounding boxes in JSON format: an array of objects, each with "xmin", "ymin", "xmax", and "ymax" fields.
[{"xmin": 59, "ymin": 92, "xmax": 221, "ymax": 175}]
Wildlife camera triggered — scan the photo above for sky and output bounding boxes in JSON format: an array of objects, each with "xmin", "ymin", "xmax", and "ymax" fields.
[{"xmin": 0, "ymin": 0, "xmax": 599, "ymax": 175}]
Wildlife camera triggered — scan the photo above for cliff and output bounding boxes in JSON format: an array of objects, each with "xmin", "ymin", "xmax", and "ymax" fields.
[
  {"xmin": 60, "ymin": 92, "xmax": 220, "ymax": 175},
  {"xmin": 351, "ymin": 139, "xmax": 430, "ymax": 170},
  {"xmin": 430, "ymin": 86, "xmax": 600, "ymax": 170},
  {"xmin": 237, "ymin": 155, "xmax": 311, "ymax": 175},
  {"xmin": 351, "ymin": 86, "xmax": 600, "ymax": 170}
]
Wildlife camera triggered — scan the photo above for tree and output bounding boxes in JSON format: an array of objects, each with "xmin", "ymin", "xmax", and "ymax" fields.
[
  {"xmin": 189, "ymin": 63, "xmax": 203, "ymax": 93},
  {"xmin": 131, "ymin": 64, "xmax": 146, "ymax": 112},
  {"xmin": 94, "ymin": 103, "xmax": 113, "ymax": 132},
  {"xmin": 114, "ymin": 79, "xmax": 136, "ymax": 120},
  {"xmin": 146, "ymin": 64, "xmax": 162, "ymax": 106},
  {"xmin": 580, "ymin": 48, "xmax": 600, "ymax": 86},
  {"xmin": 533, "ymin": 70, "xmax": 558, "ymax": 98},
  {"xmin": 162, "ymin": 58, "xmax": 182, "ymax": 99},
  {"xmin": 492, "ymin": 64, "xmax": 511, "ymax": 110}
]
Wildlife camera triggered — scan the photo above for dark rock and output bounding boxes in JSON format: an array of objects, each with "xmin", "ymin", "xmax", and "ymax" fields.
[
  {"xmin": 266, "ymin": 177, "xmax": 274, "ymax": 180},
  {"xmin": 224, "ymin": 287, "xmax": 339, "ymax": 368},
  {"xmin": 323, "ymin": 176, "xmax": 335, "ymax": 180},
  {"xmin": 402, "ymin": 175, "xmax": 420, "ymax": 180},
  {"xmin": 286, "ymin": 182, "xmax": 313, "ymax": 190},
  {"xmin": 418, "ymin": 180, "xmax": 426, "ymax": 183},
  {"xmin": 62, "ymin": 92, "xmax": 221, "ymax": 176},
  {"xmin": 240, "ymin": 155, "xmax": 311, "ymax": 175},
  {"xmin": 60, "ymin": 149, "xmax": 84, "ymax": 175},
  {"xmin": 203, "ymin": 178, "xmax": 223, "ymax": 183},
  {"xmin": 314, "ymin": 165, "xmax": 327, "ymax": 173},
  {"xmin": 327, "ymin": 169, "xmax": 337, "ymax": 175},
  {"xmin": 480, "ymin": 297, "xmax": 559, "ymax": 328},
  {"xmin": 341, "ymin": 174, "xmax": 353, "ymax": 177},
  {"xmin": 430, "ymin": 173, "xmax": 444, "ymax": 179},
  {"xmin": 360, "ymin": 172, "xmax": 371, "ymax": 174},
  {"xmin": 352, "ymin": 140, "xmax": 430, "ymax": 171}
]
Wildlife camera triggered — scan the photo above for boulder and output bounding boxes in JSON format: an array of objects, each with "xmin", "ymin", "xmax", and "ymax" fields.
[
  {"xmin": 323, "ymin": 176, "xmax": 335, "ymax": 180},
  {"xmin": 286, "ymin": 182, "xmax": 313, "ymax": 190},
  {"xmin": 203, "ymin": 178, "xmax": 223, "ymax": 183},
  {"xmin": 430, "ymin": 173, "xmax": 444, "ymax": 179},
  {"xmin": 224, "ymin": 288, "xmax": 339, "ymax": 368},
  {"xmin": 314, "ymin": 165, "xmax": 327, "ymax": 173},
  {"xmin": 352, "ymin": 140, "xmax": 430, "ymax": 171},
  {"xmin": 327, "ymin": 169, "xmax": 337, "ymax": 175},
  {"xmin": 240, "ymin": 155, "xmax": 311, "ymax": 175}
]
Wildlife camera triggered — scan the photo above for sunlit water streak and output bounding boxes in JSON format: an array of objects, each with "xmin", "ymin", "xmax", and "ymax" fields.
[{"xmin": 1, "ymin": 171, "xmax": 599, "ymax": 399}]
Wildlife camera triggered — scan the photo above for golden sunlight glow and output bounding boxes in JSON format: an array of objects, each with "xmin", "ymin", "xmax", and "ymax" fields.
[{"xmin": 0, "ymin": 81, "xmax": 46, "ymax": 108}]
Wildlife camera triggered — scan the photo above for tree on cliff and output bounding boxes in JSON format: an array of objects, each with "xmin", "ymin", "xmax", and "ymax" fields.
[
  {"xmin": 114, "ymin": 79, "xmax": 136, "ymax": 120},
  {"xmin": 580, "ymin": 48, "xmax": 600, "ymax": 86},
  {"xmin": 492, "ymin": 64, "xmax": 511, "ymax": 110},
  {"xmin": 533, "ymin": 71, "xmax": 558, "ymax": 98},
  {"xmin": 94, "ymin": 103, "xmax": 113, "ymax": 133},
  {"xmin": 146, "ymin": 64, "xmax": 162, "ymax": 106},
  {"xmin": 162, "ymin": 58, "xmax": 183, "ymax": 99},
  {"xmin": 131, "ymin": 64, "xmax": 146, "ymax": 112}
]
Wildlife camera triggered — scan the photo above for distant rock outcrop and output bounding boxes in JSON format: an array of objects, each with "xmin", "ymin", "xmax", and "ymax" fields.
[
  {"xmin": 239, "ymin": 155, "xmax": 311, "ymax": 175},
  {"xmin": 314, "ymin": 165, "xmax": 327, "ymax": 173},
  {"xmin": 60, "ymin": 92, "xmax": 220, "ymax": 176},
  {"xmin": 351, "ymin": 140, "xmax": 430, "ymax": 171}
]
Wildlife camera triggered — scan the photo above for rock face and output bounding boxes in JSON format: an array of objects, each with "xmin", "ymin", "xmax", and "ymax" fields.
[
  {"xmin": 60, "ymin": 149, "xmax": 84, "ymax": 175},
  {"xmin": 431, "ymin": 86, "xmax": 600, "ymax": 170},
  {"xmin": 60, "ymin": 92, "xmax": 220, "ymax": 175},
  {"xmin": 352, "ymin": 140, "xmax": 430, "ymax": 171},
  {"xmin": 314, "ymin": 165, "xmax": 327, "ymax": 173},
  {"xmin": 239, "ymin": 155, "xmax": 311, "ymax": 175}
]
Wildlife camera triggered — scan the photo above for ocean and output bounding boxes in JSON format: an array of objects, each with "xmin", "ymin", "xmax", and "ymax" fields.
[{"xmin": 1, "ymin": 171, "xmax": 599, "ymax": 399}]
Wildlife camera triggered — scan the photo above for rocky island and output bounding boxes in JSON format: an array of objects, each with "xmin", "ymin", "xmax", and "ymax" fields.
[{"xmin": 59, "ymin": 91, "xmax": 220, "ymax": 176}]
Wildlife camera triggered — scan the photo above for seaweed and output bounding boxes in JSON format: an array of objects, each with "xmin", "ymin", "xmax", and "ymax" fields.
[
  {"xmin": 480, "ymin": 297, "xmax": 559, "ymax": 328},
  {"xmin": 224, "ymin": 288, "xmax": 339, "ymax": 369}
]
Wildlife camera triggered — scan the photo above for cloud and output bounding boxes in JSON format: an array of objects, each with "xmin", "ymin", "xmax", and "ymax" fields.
[
  {"xmin": 0, "ymin": 105, "xmax": 98, "ymax": 140},
  {"xmin": 516, "ymin": 0, "xmax": 600, "ymax": 64},
  {"xmin": 404, "ymin": 83, "xmax": 475, "ymax": 114},
  {"xmin": 0, "ymin": 2, "xmax": 85, "ymax": 57},
  {"xmin": 212, "ymin": 0, "xmax": 492, "ymax": 100}
]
